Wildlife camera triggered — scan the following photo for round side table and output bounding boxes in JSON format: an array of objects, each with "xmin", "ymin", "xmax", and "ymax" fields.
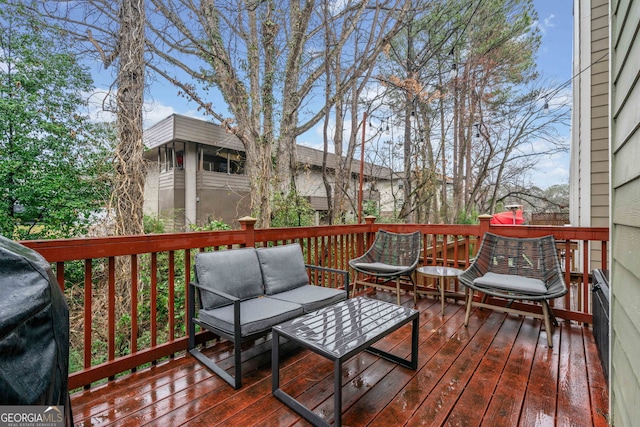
[{"xmin": 416, "ymin": 266, "xmax": 464, "ymax": 315}]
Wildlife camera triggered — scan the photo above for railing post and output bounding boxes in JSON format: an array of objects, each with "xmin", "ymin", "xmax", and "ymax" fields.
[
  {"xmin": 239, "ymin": 216, "xmax": 258, "ymax": 248},
  {"xmin": 363, "ymin": 215, "xmax": 377, "ymax": 253},
  {"xmin": 364, "ymin": 215, "xmax": 377, "ymax": 226},
  {"xmin": 478, "ymin": 214, "xmax": 492, "ymax": 239}
]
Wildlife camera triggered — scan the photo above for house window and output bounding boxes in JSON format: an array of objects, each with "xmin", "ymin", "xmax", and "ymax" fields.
[{"xmin": 201, "ymin": 148, "xmax": 245, "ymax": 174}]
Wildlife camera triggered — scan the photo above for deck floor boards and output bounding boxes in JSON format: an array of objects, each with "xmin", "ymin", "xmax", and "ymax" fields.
[{"xmin": 70, "ymin": 292, "xmax": 609, "ymax": 426}]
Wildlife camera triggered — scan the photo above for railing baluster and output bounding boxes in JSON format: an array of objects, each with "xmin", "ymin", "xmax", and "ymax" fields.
[
  {"xmin": 84, "ymin": 259, "xmax": 92, "ymax": 372},
  {"xmin": 131, "ymin": 254, "xmax": 138, "ymax": 354},
  {"xmin": 56, "ymin": 262, "xmax": 65, "ymax": 291},
  {"xmin": 108, "ymin": 257, "xmax": 115, "ymax": 365},
  {"xmin": 582, "ymin": 240, "xmax": 590, "ymax": 316},
  {"xmin": 562, "ymin": 240, "xmax": 572, "ymax": 313},
  {"xmin": 431, "ymin": 233, "xmax": 437, "ymax": 266},
  {"xmin": 168, "ymin": 250, "xmax": 175, "ymax": 343},
  {"xmin": 151, "ymin": 252, "xmax": 157, "ymax": 350},
  {"xmin": 184, "ymin": 248, "xmax": 191, "ymax": 341}
]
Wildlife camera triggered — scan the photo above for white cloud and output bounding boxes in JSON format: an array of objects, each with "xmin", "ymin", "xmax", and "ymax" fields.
[
  {"xmin": 528, "ymin": 141, "xmax": 570, "ymax": 188},
  {"xmin": 532, "ymin": 14, "xmax": 556, "ymax": 37},
  {"xmin": 531, "ymin": 20, "xmax": 546, "ymax": 35},
  {"xmin": 298, "ymin": 138, "xmax": 330, "ymax": 153},
  {"xmin": 143, "ymin": 101, "xmax": 178, "ymax": 128},
  {"xmin": 548, "ymin": 87, "xmax": 572, "ymax": 109},
  {"xmin": 544, "ymin": 14, "xmax": 556, "ymax": 28},
  {"xmin": 85, "ymin": 89, "xmax": 115, "ymax": 123},
  {"xmin": 85, "ymin": 88, "xmax": 203, "ymax": 128}
]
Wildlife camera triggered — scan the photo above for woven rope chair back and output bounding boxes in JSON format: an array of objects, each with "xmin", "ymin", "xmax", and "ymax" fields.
[
  {"xmin": 475, "ymin": 233, "xmax": 561, "ymax": 289},
  {"xmin": 363, "ymin": 230, "xmax": 421, "ymax": 267}
]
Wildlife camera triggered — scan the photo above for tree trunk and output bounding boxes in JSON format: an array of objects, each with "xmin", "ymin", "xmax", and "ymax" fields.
[
  {"xmin": 401, "ymin": 91, "xmax": 413, "ymax": 222},
  {"xmin": 111, "ymin": 0, "xmax": 145, "ymax": 236}
]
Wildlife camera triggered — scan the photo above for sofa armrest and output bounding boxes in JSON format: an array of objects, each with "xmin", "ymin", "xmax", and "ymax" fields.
[
  {"xmin": 188, "ymin": 282, "xmax": 242, "ymax": 347},
  {"xmin": 305, "ymin": 264, "xmax": 350, "ymax": 293},
  {"xmin": 190, "ymin": 281, "xmax": 240, "ymax": 304}
]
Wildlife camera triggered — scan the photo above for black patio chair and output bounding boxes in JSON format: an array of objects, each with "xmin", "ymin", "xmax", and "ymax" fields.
[
  {"xmin": 459, "ymin": 232, "xmax": 568, "ymax": 347},
  {"xmin": 349, "ymin": 230, "xmax": 421, "ymax": 306}
]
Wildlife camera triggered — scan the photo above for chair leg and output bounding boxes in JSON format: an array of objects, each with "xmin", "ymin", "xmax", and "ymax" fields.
[
  {"xmin": 412, "ymin": 276, "xmax": 417, "ymax": 306},
  {"xmin": 541, "ymin": 300, "xmax": 554, "ymax": 348},
  {"xmin": 187, "ymin": 283, "xmax": 197, "ymax": 351},
  {"xmin": 548, "ymin": 304, "xmax": 560, "ymax": 327},
  {"xmin": 234, "ymin": 336, "xmax": 242, "ymax": 388},
  {"xmin": 189, "ymin": 345, "xmax": 241, "ymax": 389},
  {"xmin": 464, "ymin": 288, "xmax": 473, "ymax": 326},
  {"xmin": 439, "ymin": 277, "xmax": 445, "ymax": 316},
  {"xmin": 396, "ymin": 277, "xmax": 401, "ymax": 305},
  {"xmin": 351, "ymin": 273, "xmax": 363, "ymax": 298}
]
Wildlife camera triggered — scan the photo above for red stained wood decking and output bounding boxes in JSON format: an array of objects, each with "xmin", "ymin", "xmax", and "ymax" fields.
[{"xmin": 70, "ymin": 292, "xmax": 609, "ymax": 426}]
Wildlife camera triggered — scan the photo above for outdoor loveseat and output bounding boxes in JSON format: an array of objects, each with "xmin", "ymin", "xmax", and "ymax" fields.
[{"xmin": 188, "ymin": 243, "xmax": 348, "ymax": 389}]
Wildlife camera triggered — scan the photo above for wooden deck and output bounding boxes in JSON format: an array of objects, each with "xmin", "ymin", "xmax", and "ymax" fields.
[{"xmin": 69, "ymin": 293, "xmax": 609, "ymax": 426}]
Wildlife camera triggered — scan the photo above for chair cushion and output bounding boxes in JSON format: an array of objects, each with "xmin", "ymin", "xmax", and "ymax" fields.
[
  {"xmin": 268, "ymin": 285, "xmax": 347, "ymax": 313},
  {"xmin": 199, "ymin": 297, "xmax": 303, "ymax": 337},
  {"xmin": 195, "ymin": 248, "xmax": 264, "ymax": 309},
  {"xmin": 473, "ymin": 272, "xmax": 547, "ymax": 295},
  {"xmin": 352, "ymin": 262, "xmax": 406, "ymax": 274},
  {"xmin": 256, "ymin": 244, "xmax": 310, "ymax": 295}
]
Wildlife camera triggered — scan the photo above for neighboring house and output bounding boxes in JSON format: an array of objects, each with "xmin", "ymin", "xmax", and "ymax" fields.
[
  {"xmin": 571, "ymin": 0, "xmax": 609, "ymax": 270},
  {"xmin": 574, "ymin": 0, "xmax": 640, "ymax": 424},
  {"xmin": 143, "ymin": 114, "xmax": 401, "ymax": 229}
]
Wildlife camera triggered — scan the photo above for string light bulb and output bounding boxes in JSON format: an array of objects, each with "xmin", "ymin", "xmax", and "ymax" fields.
[
  {"xmin": 543, "ymin": 100, "xmax": 549, "ymax": 114},
  {"xmin": 449, "ymin": 63, "xmax": 458, "ymax": 79}
]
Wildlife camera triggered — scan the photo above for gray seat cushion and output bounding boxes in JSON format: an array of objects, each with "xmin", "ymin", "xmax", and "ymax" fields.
[
  {"xmin": 256, "ymin": 244, "xmax": 310, "ymax": 295},
  {"xmin": 195, "ymin": 248, "xmax": 264, "ymax": 309},
  {"xmin": 268, "ymin": 285, "xmax": 347, "ymax": 313},
  {"xmin": 353, "ymin": 262, "xmax": 407, "ymax": 274},
  {"xmin": 199, "ymin": 297, "xmax": 304, "ymax": 337},
  {"xmin": 473, "ymin": 272, "xmax": 547, "ymax": 295}
]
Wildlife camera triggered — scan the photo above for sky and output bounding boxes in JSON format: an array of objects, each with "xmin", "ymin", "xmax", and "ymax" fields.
[
  {"xmin": 528, "ymin": 0, "xmax": 574, "ymax": 188},
  {"xmin": 86, "ymin": 0, "xmax": 575, "ymax": 189}
]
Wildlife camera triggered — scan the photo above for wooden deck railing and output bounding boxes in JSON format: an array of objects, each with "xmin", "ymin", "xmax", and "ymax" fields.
[{"xmin": 21, "ymin": 215, "xmax": 608, "ymax": 391}]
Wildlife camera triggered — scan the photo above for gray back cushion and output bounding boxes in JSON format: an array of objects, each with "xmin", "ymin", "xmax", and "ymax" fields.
[
  {"xmin": 256, "ymin": 244, "xmax": 309, "ymax": 295},
  {"xmin": 195, "ymin": 248, "xmax": 263, "ymax": 309}
]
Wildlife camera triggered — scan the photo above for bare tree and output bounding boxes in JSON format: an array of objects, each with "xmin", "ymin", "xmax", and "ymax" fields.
[
  {"xmin": 468, "ymin": 82, "xmax": 571, "ymax": 214},
  {"xmin": 144, "ymin": 0, "xmax": 409, "ymax": 226}
]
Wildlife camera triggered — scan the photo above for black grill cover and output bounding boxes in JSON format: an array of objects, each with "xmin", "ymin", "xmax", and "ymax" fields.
[{"xmin": 0, "ymin": 235, "xmax": 72, "ymax": 424}]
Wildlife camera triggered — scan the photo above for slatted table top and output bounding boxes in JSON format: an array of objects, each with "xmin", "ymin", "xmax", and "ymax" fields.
[{"xmin": 272, "ymin": 296, "xmax": 418, "ymax": 361}]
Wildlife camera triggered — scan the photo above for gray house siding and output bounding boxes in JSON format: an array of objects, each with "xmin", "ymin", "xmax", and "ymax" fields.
[
  {"xmin": 610, "ymin": 0, "xmax": 640, "ymax": 424},
  {"xmin": 572, "ymin": 0, "xmax": 610, "ymax": 267}
]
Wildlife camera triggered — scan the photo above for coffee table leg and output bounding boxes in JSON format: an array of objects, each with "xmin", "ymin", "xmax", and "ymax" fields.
[
  {"xmin": 440, "ymin": 276, "xmax": 445, "ymax": 315},
  {"xmin": 273, "ymin": 329, "xmax": 335, "ymax": 427},
  {"xmin": 272, "ymin": 330, "xmax": 280, "ymax": 392},
  {"xmin": 411, "ymin": 316, "xmax": 419, "ymax": 369},
  {"xmin": 334, "ymin": 360, "xmax": 342, "ymax": 427}
]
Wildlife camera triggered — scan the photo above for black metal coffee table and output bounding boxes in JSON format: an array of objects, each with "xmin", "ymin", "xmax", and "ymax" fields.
[{"xmin": 272, "ymin": 296, "xmax": 419, "ymax": 427}]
